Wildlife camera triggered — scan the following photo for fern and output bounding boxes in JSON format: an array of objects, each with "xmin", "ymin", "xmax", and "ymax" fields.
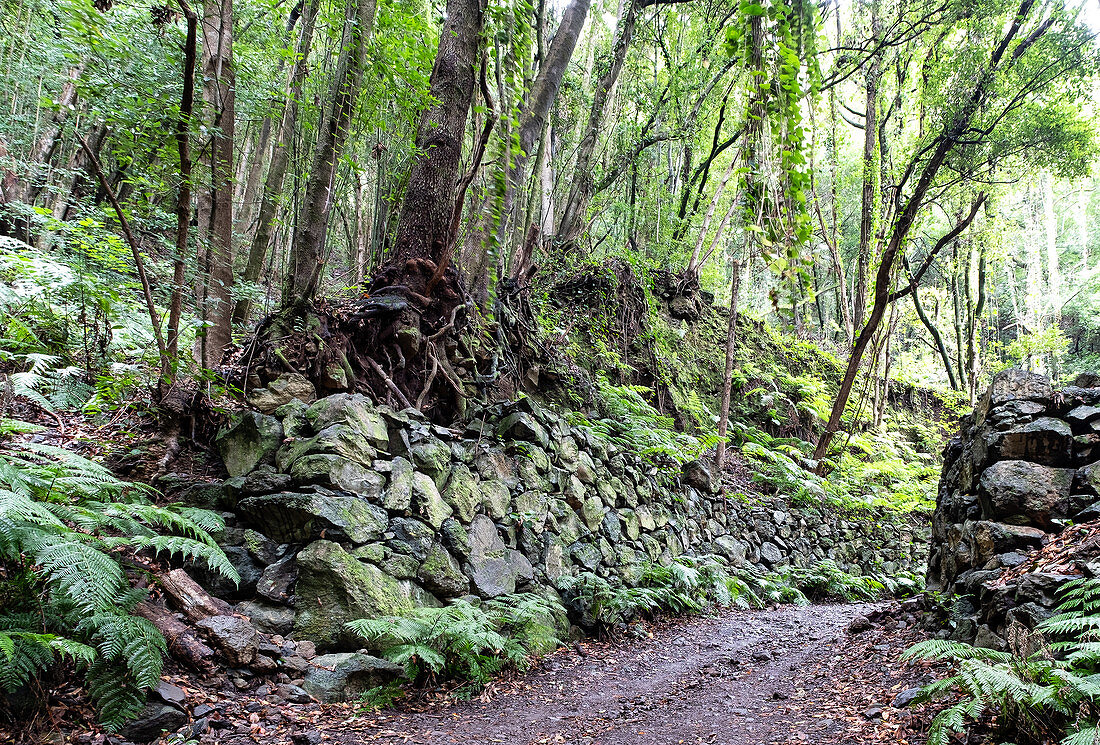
[
  {"xmin": 346, "ymin": 595, "xmax": 561, "ymax": 688},
  {"xmin": 0, "ymin": 424, "xmax": 237, "ymax": 729},
  {"xmin": 906, "ymin": 578, "xmax": 1100, "ymax": 745},
  {"xmin": 790, "ymin": 560, "xmax": 884, "ymax": 602}
]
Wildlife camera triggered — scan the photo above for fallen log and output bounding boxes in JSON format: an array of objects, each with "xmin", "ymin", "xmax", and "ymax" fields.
[
  {"xmin": 134, "ymin": 600, "xmax": 215, "ymax": 673},
  {"xmin": 159, "ymin": 568, "xmax": 231, "ymax": 622}
]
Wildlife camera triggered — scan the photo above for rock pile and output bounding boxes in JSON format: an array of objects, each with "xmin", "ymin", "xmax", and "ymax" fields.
[
  {"xmin": 927, "ymin": 369, "xmax": 1100, "ymax": 648},
  {"xmin": 175, "ymin": 379, "xmax": 924, "ymax": 684}
]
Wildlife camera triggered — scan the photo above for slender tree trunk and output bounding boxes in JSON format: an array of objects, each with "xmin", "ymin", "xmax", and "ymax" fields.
[
  {"xmin": 23, "ymin": 64, "xmax": 85, "ymax": 208},
  {"xmin": 283, "ymin": 0, "xmax": 375, "ymax": 309},
  {"xmin": 715, "ymin": 259, "xmax": 743, "ymax": 470},
  {"xmin": 167, "ymin": 0, "xmax": 198, "ymax": 368},
  {"xmin": 195, "ymin": 0, "xmax": 236, "ymax": 368},
  {"xmin": 853, "ymin": 0, "xmax": 881, "ymax": 332},
  {"xmin": 555, "ymin": 0, "xmax": 637, "ymax": 245},
  {"xmin": 234, "ymin": 0, "xmax": 321, "ymax": 324},
  {"xmin": 234, "ymin": 116, "xmax": 271, "ymax": 235}
]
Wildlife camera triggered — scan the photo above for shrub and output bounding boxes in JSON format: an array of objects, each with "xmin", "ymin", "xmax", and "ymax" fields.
[{"xmin": 790, "ymin": 560, "xmax": 884, "ymax": 602}]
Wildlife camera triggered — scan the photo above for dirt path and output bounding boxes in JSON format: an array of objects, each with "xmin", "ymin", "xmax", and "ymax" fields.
[{"xmin": 265, "ymin": 602, "xmax": 936, "ymax": 745}]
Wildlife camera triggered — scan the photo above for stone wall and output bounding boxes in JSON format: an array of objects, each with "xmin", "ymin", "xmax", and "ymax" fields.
[
  {"xmin": 199, "ymin": 382, "xmax": 926, "ymax": 651},
  {"xmin": 928, "ymin": 369, "xmax": 1100, "ymax": 648}
]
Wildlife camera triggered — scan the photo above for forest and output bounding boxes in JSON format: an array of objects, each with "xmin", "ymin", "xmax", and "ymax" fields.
[{"xmin": 2, "ymin": 0, "xmax": 1100, "ymax": 743}]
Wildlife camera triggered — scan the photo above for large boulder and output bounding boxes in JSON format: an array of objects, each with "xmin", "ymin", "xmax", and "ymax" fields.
[
  {"xmin": 962, "ymin": 520, "xmax": 1045, "ymax": 563},
  {"xmin": 978, "ymin": 460, "xmax": 1074, "ymax": 529},
  {"xmin": 442, "ymin": 464, "xmax": 481, "ymax": 522},
  {"xmin": 195, "ymin": 615, "xmax": 258, "ymax": 666},
  {"xmin": 289, "ymin": 454, "xmax": 386, "ymax": 496},
  {"xmin": 216, "ymin": 411, "xmax": 283, "ymax": 477},
  {"xmin": 246, "ymin": 373, "xmax": 317, "ymax": 414},
  {"xmin": 294, "ymin": 540, "xmax": 413, "ymax": 650},
  {"xmin": 301, "ymin": 652, "xmax": 404, "ymax": 703},
  {"xmin": 239, "ymin": 490, "xmax": 388, "ymax": 544},
  {"xmin": 277, "ymin": 423, "xmax": 377, "ymax": 472}
]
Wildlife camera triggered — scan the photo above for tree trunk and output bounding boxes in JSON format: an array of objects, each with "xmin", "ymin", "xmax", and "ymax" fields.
[
  {"xmin": 382, "ymin": 0, "xmax": 485, "ymax": 295},
  {"xmin": 715, "ymin": 259, "xmax": 743, "ymax": 469},
  {"xmin": 555, "ymin": 0, "xmax": 637, "ymax": 246},
  {"xmin": 167, "ymin": 0, "xmax": 198, "ymax": 367},
  {"xmin": 853, "ymin": 0, "xmax": 881, "ymax": 332},
  {"xmin": 282, "ymin": 0, "xmax": 375, "ymax": 309},
  {"xmin": 234, "ymin": 0, "xmax": 322, "ymax": 324},
  {"xmin": 23, "ymin": 64, "xmax": 85, "ymax": 208},
  {"xmin": 195, "ymin": 0, "xmax": 236, "ymax": 368}
]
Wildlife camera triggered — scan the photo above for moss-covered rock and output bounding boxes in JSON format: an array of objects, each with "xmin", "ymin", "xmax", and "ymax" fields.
[
  {"xmin": 442, "ymin": 463, "xmax": 481, "ymax": 522},
  {"xmin": 294, "ymin": 540, "xmax": 413, "ymax": 650},
  {"xmin": 417, "ymin": 542, "xmax": 469, "ymax": 597},
  {"xmin": 216, "ymin": 411, "xmax": 283, "ymax": 477},
  {"xmin": 238, "ymin": 490, "xmax": 388, "ymax": 544}
]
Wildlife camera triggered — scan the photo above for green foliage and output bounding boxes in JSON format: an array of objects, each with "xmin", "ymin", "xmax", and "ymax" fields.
[
  {"xmin": 557, "ymin": 557, "xmax": 808, "ymax": 631},
  {"xmin": 0, "ymin": 426, "xmax": 237, "ymax": 728},
  {"xmin": 566, "ymin": 376, "xmax": 721, "ymax": 469},
  {"xmin": 346, "ymin": 593, "xmax": 565, "ymax": 687},
  {"xmin": 905, "ymin": 578, "xmax": 1100, "ymax": 745},
  {"xmin": 789, "ymin": 560, "xmax": 883, "ymax": 602}
]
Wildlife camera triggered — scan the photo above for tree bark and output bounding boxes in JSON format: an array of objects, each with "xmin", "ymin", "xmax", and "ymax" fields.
[
  {"xmin": 383, "ymin": 0, "xmax": 485, "ymax": 294},
  {"xmin": 555, "ymin": 0, "xmax": 638, "ymax": 246},
  {"xmin": 234, "ymin": 0, "xmax": 321, "ymax": 324},
  {"xmin": 168, "ymin": 0, "xmax": 198, "ymax": 368},
  {"xmin": 282, "ymin": 0, "xmax": 376, "ymax": 308},
  {"xmin": 853, "ymin": 0, "xmax": 881, "ymax": 332},
  {"xmin": 195, "ymin": 0, "xmax": 236, "ymax": 368},
  {"xmin": 23, "ymin": 64, "xmax": 85, "ymax": 208}
]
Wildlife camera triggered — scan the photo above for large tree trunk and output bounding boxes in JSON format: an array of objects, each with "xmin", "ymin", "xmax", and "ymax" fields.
[
  {"xmin": 195, "ymin": 0, "xmax": 236, "ymax": 368},
  {"xmin": 381, "ymin": 0, "xmax": 486, "ymax": 295},
  {"xmin": 282, "ymin": 0, "xmax": 376, "ymax": 309},
  {"xmin": 234, "ymin": 0, "xmax": 321, "ymax": 324},
  {"xmin": 555, "ymin": 0, "xmax": 637, "ymax": 246}
]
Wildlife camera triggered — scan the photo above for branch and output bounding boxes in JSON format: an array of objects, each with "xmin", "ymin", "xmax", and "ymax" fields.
[
  {"xmin": 887, "ymin": 192, "xmax": 987, "ymax": 303},
  {"xmin": 77, "ymin": 133, "xmax": 170, "ymax": 377}
]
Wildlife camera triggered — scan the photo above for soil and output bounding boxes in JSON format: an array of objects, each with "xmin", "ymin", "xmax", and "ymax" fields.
[{"xmin": 209, "ymin": 602, "xmax": 944, "ymax": 745}]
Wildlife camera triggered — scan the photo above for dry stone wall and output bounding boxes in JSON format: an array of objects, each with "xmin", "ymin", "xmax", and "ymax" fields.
[
  {"xmin": 928, "ymin": 369, "xmax": 1100, "ymax": 648},
  {"xmin": 198, "ymin": 386, "xmax": 926, "ymax": 651}
]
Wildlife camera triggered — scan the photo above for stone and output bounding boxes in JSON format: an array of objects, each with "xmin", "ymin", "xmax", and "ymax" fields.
[
  {"xmin": 570, "ymin": 542, "xmax": 602, "ymax": 570},
  {"xmin": 891, "ymin": 688, "xmax": 923, "ymax": 709},
  {"xmin": 481, "ymin": 478, "xmax": 512, "ymax": 520},
  {"xmin": 714, "ymin": 535, "xmax": 748, "ymax": 562},
  {"xmin": 417, "ymin": 542, "xmax": 469, "ymax": 597},
  {"xmin": 1078, "ymin": 461, "xmax": 1100, "ymax": 496},
  {"xmin": 467, "ymin": 515, "xmax": 533, "ymax": 597},
  {"xmin": 294, "ymin": 540, "xmax": 412, "ymax": 650},
  {"xmin": 289, "ymin": 454, "xmax": 385, "ymax": 496},
  {"xmin": 574, "ymin": 451, "xmax": 598, "ymax": 484},
  {"xmin": 635, "ymin": 505, "xmax": 656, "ymax": 532},
  {"xmin": 963, "ymin": 520, "xmax": 1045, "ymax": 561},
  {"xmin": 239, "ymin": 490, "xmax": 389, "ymax": 544},
  {"xmin": 847, "ymin": 615, "xmax": 872, "ymax": 634},
  {"xmin": 619, "ymin": 509, "xmax": 641, "ymax": 541},
  {"xmin": 758, "ymin": 542, "xmax": 784, "ymax": 566},
  {"xmin": 388, "ymin": 518, "xmax": 436, "ymax": 560},
  {"xmin": 247, "ymin": 373, "xmax": 317, "ymax": 414},
  {"xmin": 973, "ymin": 625, "xmax": 1007, "ymax": 651},
  {"xmin": 384, "ymin": 457, "xmax": 415, "ymax": 511},
  {"xmin": 409, "ymin": 436, "xmax": 452, "ymax": 484},
  {"xmin": 120, "ymin": 702, "xmax": 188, "ymax": 742},
  {"xmin": 580, "ymin": 496, "xmax": 605, "ymax": 531},
  {"xmin": 988, "ymin": 368, "xmax": 1052, "ymax": 406},
  {"xmin": 216, "ymin": 412, "xmax": 284, "ymax": 477},
  {"xmin": 497, "ymin": 412, "xmax": 550, "ymax": 449},
  {"xmin": 475, "ymin": 450, "xmax": 520, "ymax": 490},
  {"xmin": 196, "ymin": 615, "xmax": 258, "ymax": 666},
  {"xmin": 515, "ymin": 490, "xmax": 550, "ymax": 527},
  {"xmin": 278, "ymin": 423, "xmax": 378, "ymax": 472},
  {"xmin": 994, "ymin": 417, "xmax": 1073, "ymax": 466},
  {"xmin": 978, "ymin": 460, "xmax": 1074, "ymax": 529},
  {"xmin": 305, "ymin": 394, "xmax": 389, "ymax": 448},
  {"xmin": 152, "ymin": 681, "xmax": 187, "ymax": 707},
  {"xmin": 412, "ymin": 471, "xmax": 452, "ymax": 528},
  {"xmin": 243, "ymin": 528, "xmax": 286, "ymax": 566},
  {"xmin": 301, "ymin": 653, "xmax": 404, "ymax": 703},
  {"xmin": 442, "ymin": 464, "xmax": 481, "ymax": 522},
  {"xmin": 237, "ymin": 599, "xmax": 296, "ymax": 635},
  {"xmin": 682, "ymin": 459, "xmax": 716, "ymax": 494},
  {"xmin": 257, "ymin": 554, "xmax": 299, "ymax": 602},
  {"xmin": 1067, "ymin": 405, "xmax": 1100, "ymax": 428}
]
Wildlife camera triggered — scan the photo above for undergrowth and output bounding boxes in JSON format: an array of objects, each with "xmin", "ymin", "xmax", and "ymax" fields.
[
  {"xmin": 905, "ymin": 578, "xmax": 1100, "ymax": 745},
  {"xmin": 0, "ymin": 418, "xmax": 237, "ymax": 729}
]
